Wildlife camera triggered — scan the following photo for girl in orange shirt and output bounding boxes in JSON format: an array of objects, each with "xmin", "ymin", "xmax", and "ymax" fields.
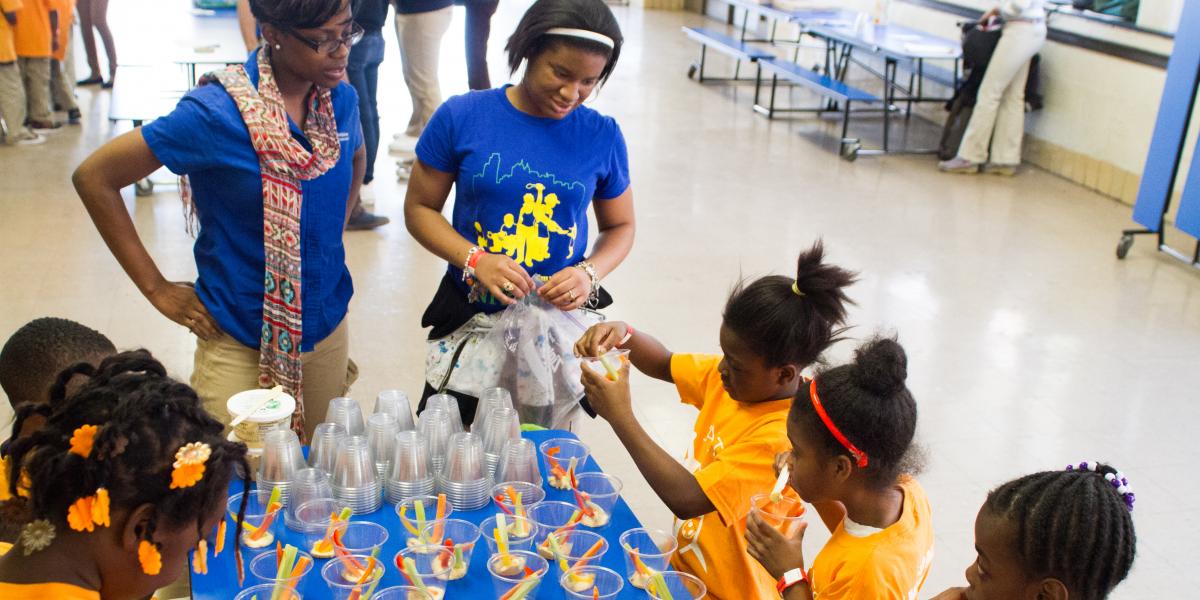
[
  {"xmin": 929, "ymin": 462, "xmax": 1137, "ymax": 600},
  {"xmin": 0, "ymin": 350, "xmax": 250, "ymax": 599},
  {"xmin": 747, "ymin": 337, "xmax": 934, "ymax": 600}
]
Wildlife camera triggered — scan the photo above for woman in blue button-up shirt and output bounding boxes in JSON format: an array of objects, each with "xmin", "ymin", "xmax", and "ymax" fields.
[{"xmin": 73, "ymin": 0, "xmax": 365, "ymax": 439}]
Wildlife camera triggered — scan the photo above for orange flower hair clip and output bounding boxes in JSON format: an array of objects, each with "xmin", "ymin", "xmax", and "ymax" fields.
[
  {"xmin": 66, "ymin": 487, "xmax": 111, "ymax": 532},
  {"xmin": 69, "ymin": 424, "xmax": 99, "ymax": 458},
  {"xmin": 170, "ymin": 441, "xmax": 212, "ymax": 490}
]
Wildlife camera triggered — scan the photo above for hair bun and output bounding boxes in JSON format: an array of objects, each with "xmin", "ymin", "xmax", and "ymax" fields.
[{"xmin": 852, "ymin": 337, "xmax": 908, "ymax": 397}]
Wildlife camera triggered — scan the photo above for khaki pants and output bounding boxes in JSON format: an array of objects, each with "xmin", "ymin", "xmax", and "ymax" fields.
[
  {"xmin": 190, "ymin": 318, "xmax": 358, "ymax": 441},
  {"xmin": 957, "ymin": 21, "xmax": 1046, "ymax": 165},
  {"xmin": 394, "ymin": 6, "xmax": 452, "ymax": 137},
  {"xmin": 0, "ymin": 62, "xmax": 32, "ymax": 142},
  {"xmin": 18, "ymin": 57, "xmax": 52, "ymax": 123}
]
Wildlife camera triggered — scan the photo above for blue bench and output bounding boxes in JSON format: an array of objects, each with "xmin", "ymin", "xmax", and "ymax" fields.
[
  {"xmin": 682, "ymin": 26, "xmax": 775, "ymax": 84},
  {"xmin": 753, "ymin": 58, "xmax": 883, "ymax": 159}
]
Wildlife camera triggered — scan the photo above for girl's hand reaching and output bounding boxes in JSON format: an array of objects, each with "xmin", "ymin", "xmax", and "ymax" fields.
[
  {"xmin": 579, "ymin": 361, "xmax": 633, "ymax": 424},
  {"xmin": 574, "ymin": 321, "xmax": 629, "ymax": 358},
  {"xmin": 746, "ymin": 510, "xmax": 808, "ymax": 580}
]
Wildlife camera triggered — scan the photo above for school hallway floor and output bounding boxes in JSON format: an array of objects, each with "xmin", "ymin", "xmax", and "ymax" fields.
[{"xmin": 1, "ymin": 1, "xmax": 1195, "ymax": 597}]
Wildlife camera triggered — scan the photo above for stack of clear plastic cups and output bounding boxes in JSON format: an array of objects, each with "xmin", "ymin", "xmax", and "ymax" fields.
[
  {"xmin": 529, "ymin": 500, "xmax": 582, "ymax": 557},
  {"xmin": 331, "ymin": 435, "xmax": 382, "ymax": 514},
  {"xmin": 295, "ymin": 497, "xmax": 348, "ymax": 559},
  {"xmin": 494, "ymin": 438, "xmax": 543, "ymax": 486},
  {"xmin": 488, "ymin": 551, "xmax": 548, "ymax": 599},
  {"xmin": 285, "ymin": 467, "xmax": 334, "ymax": 531},
  {"xmin": 234, "ymin": 583, "xmax": 299, "ymax": 600},
  {"xmin": 480, "ymin": 406, "xmax": 520, "ymax": 478},
  {"xmin": 227, "ymin": 491, "xmax": 284, "ymax": 551},
  {"xmin": 322, "ymin": 553, "xmax": 385, "ymax": 600},
  {"xmin": 539, "ymin": 438, "xmax": 590, "ymax": 490},
  {"xmin": 619, "ymin": 528, "xmax": 679, "ymax": 590},
  {"xmin": 561, "ymin": 565, "xmax": 624, "ymax": 599},
  {"xmin": 326, "ymin": 396, "xmax": 366, "ymax": 436},
  {"xmin": 374, "ymin": 389, "xmax": 416, "ymax": 431},
  {"xmin": 418, "ymin": 408, "xmax": 455, "ymax": 476},
  {"xmin": 385, "ymin": 430, "xmax": 437, "ymax": 504},
  {"xmin": 471, "ymin": 387, "xmax": 514, "ymax": 434},
  {"xmin": 419, "ymin": 518, "xmax": 481, "ymax": 581},
  {"xmin": 394, "ymin": 545, "xmax": 452, "ymax": 599},
  {"xmin": 480, "ymin": 514, "xmax": 538, "ymax": 555},
  {"xmin": 545, "ymin": 530, "xmax": 608, "ymax": 584},
  {"xmin": 425, "ymin": 393, "xmax": 464, "ymax": 432},
  {"xmin": 646, "ymin": 571, "xmax": 708, "ymax": 599},
  {"xmin": 249, "ymin": 548, "xmax": 314, "ymax": 588},
  {"xmin": 491, "ymin": 481, "xmax": 545, "ymax": 519},
  {"xmin": 436, "ymin": 432, "xmax": 492, "ymax": 510},
  {"xmin": 366, "ymin": 412, "xmax": 400, "ymax": 480},
  {"xmin": 257, "ymin": 429, "xmax": 306, "ymax": 508},
  {"xmin": 371, "ymin": 587, "xmax": 432, "ymax": 600},
  {"xmin": 573, "ymin": 473, "xmax": 623, "ymax": 529},
  {"xmin": 395, "ymin": 494, "xmax": 455, "ymax": 548},
  {"xmin": 308, "ymin": 422, "xmax": 347, "ymax": 475}
]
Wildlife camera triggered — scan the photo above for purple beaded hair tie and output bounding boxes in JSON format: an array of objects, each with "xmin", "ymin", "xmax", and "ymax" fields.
[{"xmin": 1066, "ymin": 461, "xmax": 1136, "ymax": 512}]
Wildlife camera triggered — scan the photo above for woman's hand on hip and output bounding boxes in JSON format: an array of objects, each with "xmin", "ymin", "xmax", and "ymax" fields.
[
  {"xmin": 148, "ymin": 281, "xmax": 220, "ymax": 340},
  {"xmin": 539, "ymin": 266, "xmax": 591, "ymax": 311},
  {"xmin": 474, "ymin": 253, "xmax": 535, "ymax": 305}
]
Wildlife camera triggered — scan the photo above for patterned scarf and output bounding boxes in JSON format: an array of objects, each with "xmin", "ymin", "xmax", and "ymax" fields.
[{"xmin": 185, "ymin": 48, "xmax": 341, "ymax": 440}]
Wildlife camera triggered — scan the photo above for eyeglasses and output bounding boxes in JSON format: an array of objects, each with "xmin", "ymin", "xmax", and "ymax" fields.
[{"xmin": 288, "ymin": 22, "xmax": 364, "ymax": 55}]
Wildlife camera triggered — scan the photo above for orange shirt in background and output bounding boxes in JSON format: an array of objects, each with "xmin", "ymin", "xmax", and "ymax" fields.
[
  {"xmin": 13, "ymin": 0, "xmax": 50, "ymax": 58},
  {"xmin": 809, "ymin": 478, "xmax": 935, "ymax": 600},
  {"xmin": 0, "ymin": 0, "xmax": 23, "ymax": 63},
  {"xmin": 668, "ymin": 353, "xmax": 801, "ymax": 600},
  {"xmin": 46, "ymin": 0, "xmax": 70, "ymax": 61}
]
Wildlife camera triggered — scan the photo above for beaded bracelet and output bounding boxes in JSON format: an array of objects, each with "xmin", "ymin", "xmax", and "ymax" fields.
[{"xmin": 573, "ymin": 260, "xmax": 600, "ymax": 307}]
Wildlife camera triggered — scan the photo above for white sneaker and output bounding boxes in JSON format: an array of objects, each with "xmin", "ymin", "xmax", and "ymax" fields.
[
  {"xmin": 396, "ymin": 161, "xmax": 412, "ymax": 181},
  {"xmin": 359, "ymin": 182, "xmax": 375, "ymax": 206},
  {"xmin": 12, "ymin": 131, "xmax": 47, "ymax": 145},
  {"xmin": 388, "ymin": 134, "xmax": 418, "ymax": 156}
]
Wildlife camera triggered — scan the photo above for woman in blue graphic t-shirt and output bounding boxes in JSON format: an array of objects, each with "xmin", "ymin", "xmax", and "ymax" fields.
[{"xmin": 403, "ymin": 0, "xmax": 635, "ymax": 425}]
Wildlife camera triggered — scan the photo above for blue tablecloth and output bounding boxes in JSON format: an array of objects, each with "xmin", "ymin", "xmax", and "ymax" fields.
[{"xmin": 192, "ymin": 430, "xmax": 648, "ymax": 599}]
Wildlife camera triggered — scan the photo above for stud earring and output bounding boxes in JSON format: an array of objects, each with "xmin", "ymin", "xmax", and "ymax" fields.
[{"xmin": 274, "ymin": 44, "xmax": 282, "ymax": 50}]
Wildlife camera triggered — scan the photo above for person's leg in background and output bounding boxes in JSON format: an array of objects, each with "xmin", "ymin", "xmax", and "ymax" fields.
[
  {"xmin": 76, "ymin": 0, "xmax": 115, "ymax": 86},
  {"xmin": 345, "ymin": 30, "xmax": 390, "ymax": 230},
  {"xmin": 942, "ymin": 21, "xmax": 1044, "ymax": 173},
  {"xmin": 465, "ymin": 0, "xmax": 499, "ymax": 90},
  {"xmin": 19, "ymin": 56, "xmax": 57, "ymax": 130},
  {"xmin": 985, "ymin": 23, "xmax": 1046, "ymax": 171},
  {"xmin": 0, "ymin": 61, "xmax": 41, "ymax": 144},
  {"xmin": 50, "ymin": 11, "xmax": 79, "ymax": 123},
  {"xmin": 391, "ymin": 5, "xmax": 452, "ymax": 155}
]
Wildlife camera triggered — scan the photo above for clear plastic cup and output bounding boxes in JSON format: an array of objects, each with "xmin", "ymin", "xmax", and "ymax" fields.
[
  {"xmin": 295, "ymin": 498, "xmax": 349, "ymax": 559},
  {"xmin": 332, "ymin": 435, "xmax": 379, "ymax": 489},
  {"xmin": 394, "ymin": 546, "xmax": 452, "ymax": 599},
  {"xmin": 309, "ymin": 422, "xmax": 348, "ymax": 474},
  {"xmin": 389, "ymin": 431, "xmax": 434, "ymax": 483},
  {"xmin": 560, "ymin": 565, "xmax": 624, "ymax": 599},
  {"xmin": 491, "ymin": 481, "xmax": 545, "ymax": 518},
  {"xmin": 371, "ymin": 586, "xmax": 433, "ymax": 600},
  {"xmin": 479, "ymin": 514, "xmax": 537, "ymax": 555},
  {"xmin": 529, "ymin": 500, "xmax": 581, "ymax": 549},
  {"xmin": 581, "ymin": 349, "xmax": 631, "ymax": 382},
  {"xmin": 480, "ymin": 407, "xmax": 520, "ymax": 461},
  {"xmin": 321, "ymin": 553, "xmax": 385, "ymax": 600},
  {"xmin": 425, "ymin": 393, "xmax": 464, "ymax": 431},
  {"xmin": 472, "ymin": 387, "xmax": 514, "ymax": 433},
  {"xmin": 544, "ymin": 529, "xmax": 608, "ymax": 575},
  {"xmin": 619, "ymin": 529, "xmax": 678, "ymax": 589},
  {"xmin": 418, "ymin": 408, "xmax": 455, "ymax": 474},
  {"xmin": 749, "ymin": 492, "xmax": 806, "ymax": 537},
  {"xmin": 645, "ymin": 570, "xmax": 708, "ymax": 599},
  {"xmin": 494, "ymin": 438, "xmax": 542, "ymax": 486},
  {"xmin": 375, "ymin": 390, "xmax": 416, "ymax": 431},
  {"xmin": 367, "ymin": 412, "xmax": 401, "ymax": 478},
  {"xmin": 259, "ymin": 429, "xmax": 306, "ymax": 486},
  {"xmin": 488, "ymin": 551, "xmax": 548, "ymax": 599},
  {"xmin": 227, "ymin": 491, "xmax": 283, "ymax": 551},
  {"xmin": 442, "ymin": 432, "xmax": 485, "ymax": 483},
  {"xmin": 573, "ymin": 473, "xmax": 623, "ymax": 529},
  {"xmin": 249, "ymin": 548, "xmax": 314, "ymax": 588},
  {"xmin": 326, "ymin": 396, "xmax": 366, "ymax": 436},
  {"xmin": 234, "ymin": 583, "xmax": 299, "ymax": 600},
  {"xmin": 338, "ymin": 521, "xmax": 389, "ymax": 555},
  {"xmin": 285, "ymin": 468, "xmax": 334, "ymax": 532},
  {"xmin": 539, "ymin": 438, "xmax": 590, "ymax": 490},
  {"xmin": 396, "ymin": 495, "xmax": 455, "ymax": 547},
  {"xmin": 418, "ymin": 518, "xmax": 480, "ymax": 581}
]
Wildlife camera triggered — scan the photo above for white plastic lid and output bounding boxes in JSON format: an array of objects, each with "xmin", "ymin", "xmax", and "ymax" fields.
[{"xmin": 226, "ymin": 388, "xmax": 296, "ymax": 423}]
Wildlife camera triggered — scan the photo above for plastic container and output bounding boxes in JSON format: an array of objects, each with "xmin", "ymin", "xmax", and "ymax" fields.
[
  {"xmin": 488, "ymin": 551, "xmax": 548, "ymax": 600},
  {"xmin": 249, "ymin": 549, "xmax": 314, "ymax": 588},
  {"xmin": 227, "ymin": 388, "xmax": 296, "ymax": 446},
  {"xmin": 560, "ymin": 565, "xmax": 624, "ymax": 599},
  {"xmin": 418, "ymin": 518, "xmax": 480, "ymax": 581},
  {"xmin": 233, "ymin": 583, "xmax": 299, "ymax": 600},
  {"xmin": 480, "ymin": 514, "xmax": 537, "ymax": 555},
  {"xmin": 573, "ymin": 473, "xmax": 622, "ymax": 529},
  {"xmin": 321, "ymin": 554, "xmax": 385, "ymax": 600},
  {"xmin": 645, "ymin": 570, "xmax": 708, "ymax": 599},
  {"xmin": 539, "ymin": 438, "xmax": 590, "ymax": 490},
  {"xmin": 619, "ymin": 528, "xmax": 678, "ymax": 589},
  {"xmin": 748, "ymin": 492, "xmax": 806, "ymax": 537}
]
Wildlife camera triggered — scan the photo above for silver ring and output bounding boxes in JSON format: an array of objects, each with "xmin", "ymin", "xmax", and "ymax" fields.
[{"xmin": 568, "ymin": 289, "xmax": 577, "ymax": 301}]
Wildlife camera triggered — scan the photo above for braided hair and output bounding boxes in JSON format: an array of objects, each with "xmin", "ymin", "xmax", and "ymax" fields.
[
  {"xmin": 983, "ymin": 462, "xmax": 1137, "ymax": 599},
  {"xmin": 5, "ymin": 350, "xmax": 249, "ymax": 556},
  {"xmin": 789, "ymin": 336, "xmax": 922, "ymax": 488}
]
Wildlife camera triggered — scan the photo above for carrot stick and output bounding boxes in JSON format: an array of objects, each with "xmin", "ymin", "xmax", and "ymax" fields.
[
  {"xmin": 247, "ymin": 502, "xmax": 283, "ymax": 542},
  {"xmin": 433, "ymin": 493, "xmax": 447, "ymax": 540},
  {"xmin": 622, "ymin": 543, "xmax": 651, "ymax": 576},
  {"xmin": 573, "ymin": 539, "xmax": 605, "ymax": 569},
  {"xmin": 507, "ymin": 486, "xmax": 526, "ymax": 520},
  {"xmin": 592, "ymin": 586, "xmax": 600, "ymax": 600},
  {"xmin": 287, "ymin": 555, "xmax": 311, "ymax": 581}
]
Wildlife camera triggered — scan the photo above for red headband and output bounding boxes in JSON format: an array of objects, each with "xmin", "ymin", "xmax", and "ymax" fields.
[{"xmin": 809, "ymin": 378, "xmax": 869, "ymax": 468}]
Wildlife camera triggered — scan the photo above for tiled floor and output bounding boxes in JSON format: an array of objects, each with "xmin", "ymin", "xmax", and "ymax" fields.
[{"xmin": 1, "ymin": 1, "xmax": 1196, "ymax": 597}]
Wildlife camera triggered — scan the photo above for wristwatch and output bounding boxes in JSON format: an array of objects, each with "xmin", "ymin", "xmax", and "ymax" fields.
[{"xmin": 776, "ymin": 568, "xmax": 808, "ymax": 595}]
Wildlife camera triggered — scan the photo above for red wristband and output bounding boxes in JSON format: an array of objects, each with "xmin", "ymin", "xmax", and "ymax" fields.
[
  {"xmin": 776, "ymin": 568, "xmax": 808, "ymax": 594},
  {"xmin": 466, "ymin": 247, "xmax": 485, "ymax": 270},
  {"xmin": 618, "ymin": 325, "xmax": 634, "ymax": 347}
]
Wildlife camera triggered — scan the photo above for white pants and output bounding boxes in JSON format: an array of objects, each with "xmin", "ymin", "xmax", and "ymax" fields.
[
  {"xmin": 394, "ymin": 6, "xmax": 453, "ymax": 137},
  {"xmin": 957, "ymin": 21, "xmax": 1046, "ymax": 165}
]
